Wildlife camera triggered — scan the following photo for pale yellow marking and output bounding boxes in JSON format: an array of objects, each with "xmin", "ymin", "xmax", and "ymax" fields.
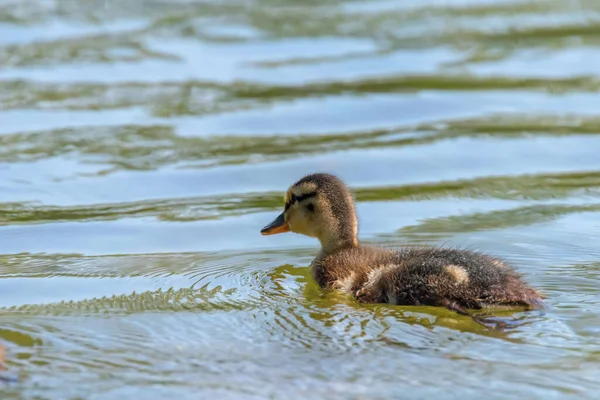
[
  {"xmin": 364, "ymin": 264, "xmax": 396, "ymax": 290},
  {"xmin": 333, "ymin": 272, "xmax": 356, "ymax": 294},
  {"xmin": 298, "ymin": 182, "xmax": 317, "ymax": 193},
  {"xmin": 443, "ymin": 264, "xmax": 469, "ymax": 284}
]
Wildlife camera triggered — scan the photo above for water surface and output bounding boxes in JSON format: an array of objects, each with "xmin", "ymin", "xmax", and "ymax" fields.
[{"xmin": 2, "ymin": 0, "xmax": 600, "ymax": 399}]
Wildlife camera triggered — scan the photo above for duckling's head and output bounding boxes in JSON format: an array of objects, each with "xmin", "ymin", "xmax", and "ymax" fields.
[{"xmin": 261, "ymin": 173, "xmax": 358, "ymax": 252}]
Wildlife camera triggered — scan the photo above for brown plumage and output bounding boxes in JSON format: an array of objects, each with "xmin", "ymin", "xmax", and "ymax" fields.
[{"xmin": 261, "ymin": 173, "xmax": 544, "ymax": 323}]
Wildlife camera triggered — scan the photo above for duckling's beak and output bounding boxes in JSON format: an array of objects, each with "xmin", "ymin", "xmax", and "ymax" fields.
[{"xmin": 261, "ymin": 212, "xmax": 290, "ymax": 235}]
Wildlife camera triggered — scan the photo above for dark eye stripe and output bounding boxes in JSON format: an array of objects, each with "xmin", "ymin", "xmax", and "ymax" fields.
[
  {"xmin": 296, "ymin": 192, "xmax": 316, "ymax": 202},
  {"xmin": 284, "ymin": 192, "xmax": 316, "ymax": 210}
]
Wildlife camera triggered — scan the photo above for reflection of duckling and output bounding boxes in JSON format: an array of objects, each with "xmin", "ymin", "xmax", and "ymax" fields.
[{"xmin": 261, "ymin": 173, "xmax": 543, "ymax": 322}]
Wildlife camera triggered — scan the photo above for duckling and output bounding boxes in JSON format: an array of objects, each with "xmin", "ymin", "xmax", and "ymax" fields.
[{"xmin": 261, "ymin": 173, "xmax": 543, "ymax": 323}]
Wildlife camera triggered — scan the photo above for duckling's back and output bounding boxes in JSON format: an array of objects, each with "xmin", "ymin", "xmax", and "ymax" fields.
[{"xmin": 312, "ymin": 245, "xmax": 543, "ymax": 310}]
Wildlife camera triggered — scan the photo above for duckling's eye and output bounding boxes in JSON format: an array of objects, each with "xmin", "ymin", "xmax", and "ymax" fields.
[
  {"xmin": 306, "ymin": 203, "xmax": 315, "ymax": 212},
  {"xmin": 290, "ymin": 194, "xmax": 297, "ymax": 203}
]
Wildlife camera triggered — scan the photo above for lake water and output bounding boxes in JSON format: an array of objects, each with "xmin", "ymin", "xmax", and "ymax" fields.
[{"xmin": 2, "ymin": 0, "xmax": 600, "ymax": 398}]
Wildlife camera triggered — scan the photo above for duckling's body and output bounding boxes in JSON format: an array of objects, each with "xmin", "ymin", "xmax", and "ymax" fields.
[
  {"xmin": 313, "ymin": 245, "xmax": 541, "ymax": 312},
  {"xmin": 261, "ymin": 173, "xmax": 543, "ymax": 318}
]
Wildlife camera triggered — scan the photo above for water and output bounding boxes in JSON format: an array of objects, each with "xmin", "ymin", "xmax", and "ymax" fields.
[{"xmin": 1, "ymin": 0, "xmax": 600, "ymax": 398}]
